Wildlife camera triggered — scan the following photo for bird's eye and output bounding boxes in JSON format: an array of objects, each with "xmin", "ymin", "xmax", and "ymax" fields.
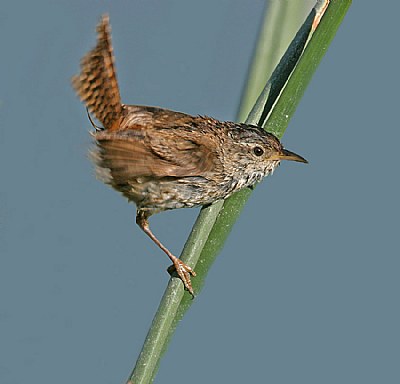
[{"xmin": 253, "ymin": 146, "xmax": 264, "ymax": 156}]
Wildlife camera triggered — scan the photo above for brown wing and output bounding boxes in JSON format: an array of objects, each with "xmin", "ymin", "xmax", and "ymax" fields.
[
  {"xmin": 72, "ymin": 15, "xmax": 122, "ymax": 131},
  {"xmin": 92, "ymin": 127, "xmax": 218, "ymax": 187}
]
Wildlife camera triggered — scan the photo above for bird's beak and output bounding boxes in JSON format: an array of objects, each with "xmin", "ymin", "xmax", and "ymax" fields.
[{"xmin": 271, "ymin": 149, "xmax": 308, "ymax": 163}]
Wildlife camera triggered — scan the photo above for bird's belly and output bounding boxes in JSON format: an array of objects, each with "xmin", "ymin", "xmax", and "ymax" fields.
[{"xmin": 121, "ymin": 176, "xmax": 232, "ymax": 211}]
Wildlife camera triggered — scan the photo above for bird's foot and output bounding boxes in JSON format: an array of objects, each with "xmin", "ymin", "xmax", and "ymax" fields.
[{"xmin": 167, "ymin": 258, "xmax": 196, "ymax": 297}]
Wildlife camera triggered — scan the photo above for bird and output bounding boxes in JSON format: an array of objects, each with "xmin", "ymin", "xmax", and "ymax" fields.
[{"xmin": 72, "ymin": 15, "xmax": 307, "ymax": 296}]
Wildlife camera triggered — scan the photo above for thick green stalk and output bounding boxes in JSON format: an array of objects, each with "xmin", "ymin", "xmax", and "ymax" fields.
[
  {"xmin": 128, "ymin": 1, "xmax": 351, "ymax": 383},
  {"xmin": 238, "ymin": 0, "xmax": 315, "ymax": 121}
]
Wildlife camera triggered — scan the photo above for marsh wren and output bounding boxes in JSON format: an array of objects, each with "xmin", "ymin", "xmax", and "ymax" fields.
[{"xmin": 72, "ymin": 15, "xmax": 307, "ymax": 296}]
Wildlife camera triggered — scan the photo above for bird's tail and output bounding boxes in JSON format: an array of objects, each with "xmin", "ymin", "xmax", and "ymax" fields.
[{"xmin": 72, "ymin": 15, "xmax": 122, "ymax": 131}]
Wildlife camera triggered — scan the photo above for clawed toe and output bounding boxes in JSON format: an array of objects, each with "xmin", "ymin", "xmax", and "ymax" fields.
[{"xmin": 168, "ymin": 258, "xmax": 196, "ymax": 297}]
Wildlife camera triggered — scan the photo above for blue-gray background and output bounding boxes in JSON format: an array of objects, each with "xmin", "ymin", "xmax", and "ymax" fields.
[{"xmin": 1, "ymin": 1, "xmax": 399, "ymax": 383}]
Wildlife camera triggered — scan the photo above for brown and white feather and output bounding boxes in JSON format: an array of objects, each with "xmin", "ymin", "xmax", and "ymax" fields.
[{"xmin": 72, "ymin": 15, "xmax": 122, "ymax": 131}]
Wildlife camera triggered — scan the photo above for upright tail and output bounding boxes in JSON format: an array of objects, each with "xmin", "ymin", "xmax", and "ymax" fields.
[{"xmin": 72, "ymin": 15, "xmax": 122, "ymax": 131}]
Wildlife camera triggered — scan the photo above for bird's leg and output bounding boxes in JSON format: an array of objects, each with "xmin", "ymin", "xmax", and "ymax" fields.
[{"xmin": 136, "ymin": 210, "xmax": 196, "ymax": 296}]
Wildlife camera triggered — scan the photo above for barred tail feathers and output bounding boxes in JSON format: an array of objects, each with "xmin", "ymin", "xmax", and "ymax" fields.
[{"xmin": 72, "ymin": 15, "xmax": 122, "ymax": 131}]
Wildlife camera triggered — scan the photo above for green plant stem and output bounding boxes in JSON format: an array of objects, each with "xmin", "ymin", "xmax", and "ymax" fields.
[
  {"xmin": 128, "ymin": 200, "xmax": 223, "ymax": 382},
  {"xmin": 238, "ymin": 0, "xmax": 315, "ymax": 121},
  {"xmin": 128, "ymin": 1, "xmax": 351, "ymax": 383}
]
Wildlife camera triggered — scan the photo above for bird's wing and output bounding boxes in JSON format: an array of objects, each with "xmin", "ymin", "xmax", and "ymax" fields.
[{"xmin": 92, "ymin": 126, "xmax": 217, "ymax": 185}]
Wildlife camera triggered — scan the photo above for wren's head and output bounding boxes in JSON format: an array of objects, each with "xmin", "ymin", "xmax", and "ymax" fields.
[{"xmin": 224, "ymin": 124, "xmax": 307, "ymax": 187}]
